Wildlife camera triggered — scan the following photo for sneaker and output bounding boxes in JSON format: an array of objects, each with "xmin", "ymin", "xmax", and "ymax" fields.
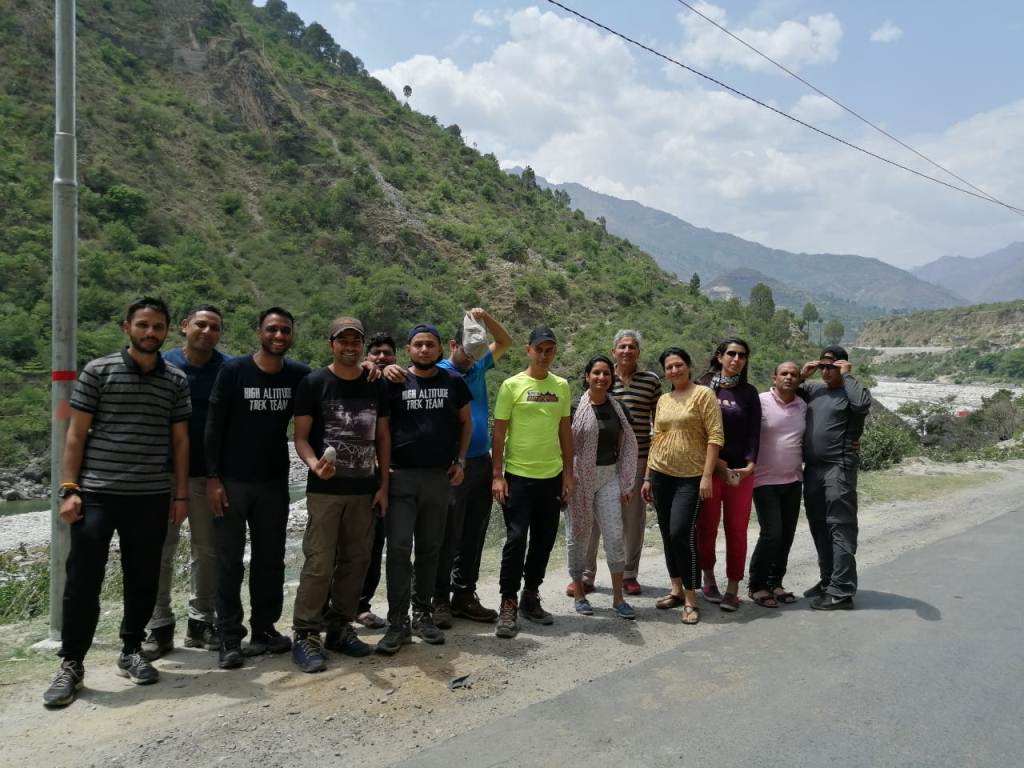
[
  {"xmin": 574, "ymin": 599, "xmax": 594, "ymax": 616},
  {"xmin": 115, "ymin": 651, "xmax": 159, "ymax": 685},
  {"xmin": 375, "ymin": 621, "xmax": 412, "ymax": 656},
  {"xmin": 623, "ymin": 578, "xmax": 642, "ymax": 596},
  {"xmin": 450, "ymin": 591, "xmax": 498, "ymax": 623},
  {"xmin": 245, "ymin": 627, "xmax": 292, "ymax": 656},
  {"xmin": 184, "ymin": 619, "xmax": 220, "ymax": 651},
  {"xmin": 219, "ymin": 639, "xmax": 244, "ymax": 669},
  {"xmin": 720, "ymin": 592, "xmax": 741, "ymax": 612},
  {"xmin": 803, "ymin": 580, "xmax": 829, "ymax": 598},
  {"xmin": 43, "ymin": 659, "xmax": 84, "ymax": 708},
  {"xmin": 519, "ymin": 590, "xmax": 554, "ymax": 625},
  {"xmin": 411, "ymin": 612, "xmax": 446, "ymax": 645},
  {"xmin": 356, "ymin": 611, "xmax": 387, "ymax": 630},
  {"xmin": 324, "ymin": 625, "xmax": 372, "ymax": 657},
  {"xmin": 291, "ymin": 634, "xmax": 328, "ymax": 673},
  {"xmin": 432, "ymin": 601, "xmax": 454, "ymax": 630},
  {"xmin": 613, "ymin": 601, "xmax": 637, "ymax": 620},
  {"xmin": 810, "ymin": 595, "xmax": 854, "ymax": 611},
  {"xmin": 701, "ymin": 584, "xmax": 724, "ymax": 604},
  {"xmin": 495, "ymin": 597, "xmax": 519, "ymax": 639},
  {"xmin": 140, "ymin": 624, "xmax": 174, "ymax": 661},
  {"xmin": 564, "ymin": 580, "xmax": 595, "ymax": 598}
]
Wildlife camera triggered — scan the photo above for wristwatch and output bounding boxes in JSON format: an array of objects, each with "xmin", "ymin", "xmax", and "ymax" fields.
[
  {"xmin": 454, "ymin": 458, "xmax": 466, "ymax": 468},
  {"xmin": 58, "ymin": 485, "xmax": 80, "ymax": 499}
]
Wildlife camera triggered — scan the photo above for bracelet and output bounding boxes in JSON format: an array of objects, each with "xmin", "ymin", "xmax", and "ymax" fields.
[{"xmin": 173, "ymin": 496, "xmax": 190, "ymax": 502}]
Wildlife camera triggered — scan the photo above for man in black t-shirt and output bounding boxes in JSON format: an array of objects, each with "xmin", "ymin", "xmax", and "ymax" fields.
[
  {"xmin": 205, "ymin": 307, "xmax": 311, "ymax": 669},
  {"xmin": 376, "ymin": 324, "xmax": 473, "ymax": 656},
  {"xmin": 289, "ymin": 317, "xmax": 391, "ymax": 673}
]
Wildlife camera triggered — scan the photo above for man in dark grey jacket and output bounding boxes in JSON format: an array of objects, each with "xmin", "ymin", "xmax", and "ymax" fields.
[{"xmin": 798, "ymin": 345, "xmax": 872, "ymax": 610}]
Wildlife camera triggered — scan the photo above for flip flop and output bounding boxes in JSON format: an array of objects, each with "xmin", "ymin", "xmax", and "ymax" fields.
[
  {"xmin": 681, "ymin": 605, "xmax": 700, "ymax": 625},
  {"xmin": 772, "ymin": 588, "xmax": 797, "ymax": 604},
  {"xmin": 748, "ymin": 589, "xmax": 779, "ymax": 608},
  {"xmin": 656, "ymin": 593, "xmax": 685, "ymax": 610}
]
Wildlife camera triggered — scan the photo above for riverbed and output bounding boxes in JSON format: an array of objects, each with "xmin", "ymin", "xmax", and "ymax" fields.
[{"xmin": 871, "ymin": 377, "xmax": 1022, "ymax": 413}]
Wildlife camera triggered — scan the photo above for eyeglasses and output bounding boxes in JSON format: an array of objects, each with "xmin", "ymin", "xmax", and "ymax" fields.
[{"xmin": 724, "ymin": 350, "xmax": 748, "ymax": 359}]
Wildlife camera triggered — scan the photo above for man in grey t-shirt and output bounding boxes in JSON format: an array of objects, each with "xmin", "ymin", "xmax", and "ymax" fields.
[{"xmin": 798, "ymin": 345, "xmax": 872, "ymax": 610}]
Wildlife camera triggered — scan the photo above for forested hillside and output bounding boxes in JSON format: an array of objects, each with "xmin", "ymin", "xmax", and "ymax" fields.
[{"xmin": 0, "ymin": 0, "xmax": 815, "ymax": 466}]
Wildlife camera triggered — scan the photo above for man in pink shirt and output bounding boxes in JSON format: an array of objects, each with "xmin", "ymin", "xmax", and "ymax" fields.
[{"xmin": 747, "ymin": 362, "xmax": 806, "ymax": 607}]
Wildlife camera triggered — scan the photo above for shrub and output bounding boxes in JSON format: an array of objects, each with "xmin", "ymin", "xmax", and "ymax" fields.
[{"xmin": 860, "ymin": 419, "xmax": 918, "ymax": 471}]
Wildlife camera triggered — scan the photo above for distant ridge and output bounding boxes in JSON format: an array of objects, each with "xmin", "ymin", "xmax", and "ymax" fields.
[{"xmin": 912, "ymin": 242, "xmax": 1024, "ymax": 303}]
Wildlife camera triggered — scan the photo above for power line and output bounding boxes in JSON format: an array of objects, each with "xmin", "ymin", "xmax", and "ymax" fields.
[
  {"xmin": 672, "ymin": 0, "xmax": 1016, "ymax": 212},
  {"xmin": 543, "ymin": 0, "xmax": 1024, "ymax": 216}
]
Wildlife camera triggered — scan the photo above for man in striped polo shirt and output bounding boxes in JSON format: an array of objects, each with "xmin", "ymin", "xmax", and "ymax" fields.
[
  {"xmin": 577, "ymin": 330, "xmax": 661, "ymax": 597},
  {"xmin": 44, "ymin": 297, "xmax": 191, "ymax": 708}
]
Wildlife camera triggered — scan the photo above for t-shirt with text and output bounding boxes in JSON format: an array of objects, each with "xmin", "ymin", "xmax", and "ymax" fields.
[
  {"xmin": 293, "ymin": 367, "xmax": 389, "ymax": 495},
  {"xmin": 493, "ymin": 371, "xmax": 571, "ymax": 479},
  {"xmin": 388, "ymin": 368, "xmax": 472, "ymax": 469}
]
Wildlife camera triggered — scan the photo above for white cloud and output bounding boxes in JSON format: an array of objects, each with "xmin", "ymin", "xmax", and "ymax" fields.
[
  {"xmin": 332, "ymin": 1, "xmax": 356, "ymax": 24},
  {"xmin": 870, "ymin": 20, "xmax": 903, "ymax": 44},
  {"xmin": 472, "ymin": 9, "xmax": 503, "ymax": 28},
  {"xmin": 372, "ymin": 6, "xmax": 1024, "ymax": 267},
  {"xmin": 674, "ymin": 2, "xmax": 842, "ymax": 74}
]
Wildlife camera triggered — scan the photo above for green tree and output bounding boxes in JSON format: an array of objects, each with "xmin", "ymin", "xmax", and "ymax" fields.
[
  {"xmin": 749, "ymin": 282, "xmax": 775, "ymax": 323},
  {"xmin": 688, "ymin": 272, "xmax": 701, "ymax": 296},
  {"xmin": 801, "ymin": 302, "xmax": 820, "ymax": 338},
  {"xmin": 823, "ymin": 318, "xmax": 845, "ymax": 345}
]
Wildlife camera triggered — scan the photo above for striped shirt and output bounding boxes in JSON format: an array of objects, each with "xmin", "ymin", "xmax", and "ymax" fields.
[
  {"xmin": 611, "ymin": 369, "xmax": 661, "ymax": 460},
  {"xmin": 70, "ymin": 349, "xmax": 191, "ymax": 495}
]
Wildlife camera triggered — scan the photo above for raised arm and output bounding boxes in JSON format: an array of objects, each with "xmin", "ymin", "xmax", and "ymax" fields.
[{"xmin": 470, "ymin": 307, "xmax": 513, "ymax": 361}]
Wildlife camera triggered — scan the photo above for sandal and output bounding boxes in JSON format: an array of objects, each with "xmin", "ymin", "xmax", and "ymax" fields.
[
  {"xmin": 681, "ymin": 604, "xmax": 700, "ymax": 625},
  {"xmin": 656, "ymin": 593, "xmax": 685, "ymax": 610},
  {"xmin": 772, "ymin": 587, "xmax": 797, "ymax": 604},
  {"xmin": 748, "ymin": 589, "xmax": 778, "ymax": 608}
]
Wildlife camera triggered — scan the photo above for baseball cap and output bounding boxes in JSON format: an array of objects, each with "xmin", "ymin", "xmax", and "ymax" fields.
[
  {"xmin": 408, "ymin": 323, "xmax": 442, "ymax": 343},
  {"xmin": 329, "ymin": 316, "xmax": 364, "ymax": 340},
  {"xmin": 528, "ymin": 326, "xmax": 557, "ymax": 346},
  {"xmin": 820, "ymin": 345, "xmax": 849, "ymax": 361}
]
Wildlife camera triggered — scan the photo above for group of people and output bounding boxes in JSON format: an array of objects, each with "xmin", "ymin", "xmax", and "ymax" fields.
[{"xmin": 43, "ymin": 296, "xmax": 871, "ymax": 708}]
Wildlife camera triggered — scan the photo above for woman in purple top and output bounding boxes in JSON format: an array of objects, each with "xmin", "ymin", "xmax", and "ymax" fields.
[{"xmin": 695, "ymin": 338, "xmax": 761, "ymax": 612}]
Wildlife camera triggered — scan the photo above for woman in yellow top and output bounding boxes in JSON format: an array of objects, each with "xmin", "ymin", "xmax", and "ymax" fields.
[{"xmin": 641, "ymin": 347, "xmax": 724, "ymax": 625}]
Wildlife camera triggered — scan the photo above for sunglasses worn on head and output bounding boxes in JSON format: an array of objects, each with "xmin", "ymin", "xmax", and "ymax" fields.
[{"xmin": 724, "ymin": 350, "xmax": 748, "ymax": 358}]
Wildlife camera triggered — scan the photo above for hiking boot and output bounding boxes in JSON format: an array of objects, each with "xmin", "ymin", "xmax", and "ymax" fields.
[
  {"xmin": 811, "ymin": 595, "xmax": 854, "ymax": 611},
  {"xmin": 519, "ymin": 590, "xmax": 554, "ymax": 625},
  {"xmin": 219, "ymin": 639, "xmax": 244, "ymax": 669},
  {"xmin": 245, "ymin": 627, "xmax": 292, "ymax": 656},
  {"xmin": 291, "ymin": 633, "xmax": 328, "ymax": 673},
  {"xmin": 43, "ymin": 659, "xmax": 84, "ymax": 708},
  {"xmin": 140, "ymin": 624, "xmax": 174, "ymax": 661},
  {"xmin": 356, "ymin": 610, "xmax": 387, "ymax": 630},
  {"xmin": 451, "ymin": 591, "xmax": 498, "ymax": 623},
  {"xmin": 115, "ymin": 650, "xmax": 159, "ymax": 685},
  {"xmin": 495, "ymin": 596, "xmax": 518, "ymax": 639},
  {"xmin": 411, "ymin": 612, "xmax": 446, "ymax": 645},
  {"xmin": 432, "ymin": 601, "xmax": 454, "ymax": 630},
  {"xmin": 184, "ymin": 619, "xmax": 220, "ymax": 651},
  {"xmin": 324, "ymin": 625, "xmax": 372, "ymax": 657},
  {"xmin": 375, "ymin": 620, "xmax": 412, "ymax": 656}
]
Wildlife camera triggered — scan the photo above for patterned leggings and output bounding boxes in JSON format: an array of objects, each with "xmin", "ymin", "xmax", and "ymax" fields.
[{"xmin": 566, "ymin": 465, "xmax": 625, "ymax": 580}]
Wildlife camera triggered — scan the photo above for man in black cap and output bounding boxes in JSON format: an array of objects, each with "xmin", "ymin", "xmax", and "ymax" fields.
[
  {"xmin": 798, "ymin": 346, "xmax": 872, "ymax": 610},
  {"xmin": 491, "ymin": 327, "xmax": 574, "ymax": 638},
  {"xmin": 376, "ymin": 324, "xmax": 472, "ymax": 655}
]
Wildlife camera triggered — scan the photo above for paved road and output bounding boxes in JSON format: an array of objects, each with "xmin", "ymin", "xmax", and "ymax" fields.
[{"xmin": 400, "ymin": 508, "xmax": 1024, "ymax": 768}]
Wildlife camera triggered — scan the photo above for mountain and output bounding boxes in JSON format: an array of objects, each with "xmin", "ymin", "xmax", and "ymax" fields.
[
  {"xmin": 534, "ymin": 178, "xmax": 964, "ymax": 313},
  {"xmin": 912, "ymin": 242, "xmax": 1024, "ymax": 303},
  {"xmin": 856, "ymin": 300, "xmax": 1024, "ymax": 349},
  {"xmin": 0, "ymin": 0, "xmax": 816, "ymax": 464}
]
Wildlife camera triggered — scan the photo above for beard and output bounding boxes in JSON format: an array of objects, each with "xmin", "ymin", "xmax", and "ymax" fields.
[
  {"xmin": 411, "ymin": 359, "xmax": 437, "ymax": 371},
  {"xmin": 129, "ymin": 336, "xmax": 163, "ymax": 354}
]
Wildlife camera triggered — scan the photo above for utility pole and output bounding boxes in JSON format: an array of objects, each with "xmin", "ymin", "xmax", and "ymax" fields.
[{"xmin": 47, "ymin": 0, "xmax": 78, "ymax": 642}]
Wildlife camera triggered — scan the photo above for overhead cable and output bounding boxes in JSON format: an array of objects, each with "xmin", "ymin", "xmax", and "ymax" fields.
[{"xmin": 544, "ymin": 0, "xmax": 1024, "ymax": 216}]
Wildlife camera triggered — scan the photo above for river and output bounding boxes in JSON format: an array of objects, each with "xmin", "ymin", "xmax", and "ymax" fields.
[{"xmin": 871, "ymin": 377, "xmax": 1022, "ymax": 414}]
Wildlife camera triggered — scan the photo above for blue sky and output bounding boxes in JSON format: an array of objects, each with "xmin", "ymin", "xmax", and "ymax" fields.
[{"xmin": 271, "ymin": 1, "xmax": 1024, "ymax": 268}]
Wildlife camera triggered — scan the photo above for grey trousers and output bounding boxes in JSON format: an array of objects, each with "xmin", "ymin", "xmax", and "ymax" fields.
[
  {"xmin": 147, "ymin": 477, "xmax": 217, "ymax": 630},
  {"xmin": 567, "ymin": 465, "xmax": 625, "ymax": 580},
  {"xmin": 584, "ymin": 462, "xmax": 646, "ymax": 581},
  {"xmin": 386, "ymin": 467, "xmax": 450, "ymax": 621},
  {"xmin": 803, "ymin": 462, "xmax": 859, "ymax": 599}
]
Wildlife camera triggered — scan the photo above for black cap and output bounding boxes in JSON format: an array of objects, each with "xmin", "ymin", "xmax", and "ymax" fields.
[
  {"xmin": 528, "ymin": 326, "xmax": 557, "ymax": 346},
  {"xmin": 820, "ymin": 345, "xmax": 849, "ymax": 361},
  {"xmin": 407, "ymin": 323, "xmax": 442, "ymax": 343}
]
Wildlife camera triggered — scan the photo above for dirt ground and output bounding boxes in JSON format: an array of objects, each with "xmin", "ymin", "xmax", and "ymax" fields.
[{"xmin": 1, "ymin": 459, "xmax": 1019, "ymax": 767}]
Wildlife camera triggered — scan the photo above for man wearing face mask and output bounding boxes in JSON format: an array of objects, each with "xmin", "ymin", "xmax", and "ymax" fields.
[
  {"xmin": 376, "ymin": 324, "xmax": 472, "ymax": 655},
  {"xmin": 798, "ymin": 346, "xmax": 872, "ymax": 611}
]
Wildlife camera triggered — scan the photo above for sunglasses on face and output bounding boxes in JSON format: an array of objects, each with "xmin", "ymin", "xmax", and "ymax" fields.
[{"xmin": 724, "ymin": 350, "xmax": 748, "ymax": 359}]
